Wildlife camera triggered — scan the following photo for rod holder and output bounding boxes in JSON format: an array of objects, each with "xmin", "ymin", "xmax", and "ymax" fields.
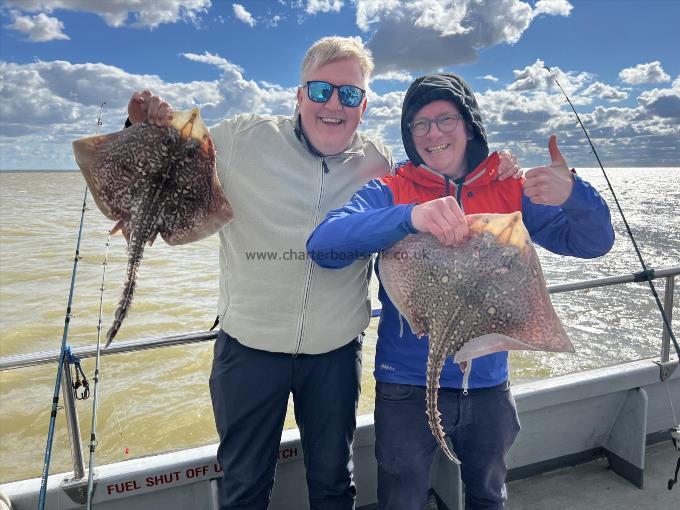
[{"xmin": 61, "ymin": 360, "xmax": 86, "ymax": 481}]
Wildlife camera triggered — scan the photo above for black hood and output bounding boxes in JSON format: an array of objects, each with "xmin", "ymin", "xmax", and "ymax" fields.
[{"xmin": 401, "ymin": 73, "xmax": 489, "ymax": 173}]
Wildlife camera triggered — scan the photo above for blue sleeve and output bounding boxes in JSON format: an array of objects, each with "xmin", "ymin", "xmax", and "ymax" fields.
[
  {"xmin": 523, "ymin": 174, "xmax": 615, "ymax": 258},
  {"xmin": 307, "ymin": 179, "xmax": 418, "ymax": 268}
]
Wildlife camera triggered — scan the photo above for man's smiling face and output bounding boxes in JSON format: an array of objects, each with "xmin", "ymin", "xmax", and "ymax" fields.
[
  {"xmin": 412, "ymin": 100, "xmax": 470, "ymax": 178},
  {"xmin": 297, "ymin": 58, "xmax": 366, "ymax": 156}
]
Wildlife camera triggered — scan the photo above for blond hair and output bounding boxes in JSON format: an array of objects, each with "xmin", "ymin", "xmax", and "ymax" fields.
[{"xmin": 300, "ymin": 36, "xmax": 374, "ymax": 88}]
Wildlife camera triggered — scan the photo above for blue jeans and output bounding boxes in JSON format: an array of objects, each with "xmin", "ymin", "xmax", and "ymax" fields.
[
  {"xmin": 374, "ymin": 381, "xmax": 520, "ymax": 510},
  {"xmin": 209, "ymin": 330, "xmax": 362, "ymax": 510}
]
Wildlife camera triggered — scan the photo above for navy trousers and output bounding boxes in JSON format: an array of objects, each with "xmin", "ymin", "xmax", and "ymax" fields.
[
  {"xmin": 209, "ymin": 330, "xmax": 362, "ymax": 510},
  {"xmin": 374, "ymin": 381, "xmax": 520, "ymax": 510}
]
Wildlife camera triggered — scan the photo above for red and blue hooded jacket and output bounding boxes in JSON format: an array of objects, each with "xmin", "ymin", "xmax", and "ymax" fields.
[{"xmin": 306, "ymin": 73, "xmax": 614, "ymax": 389}]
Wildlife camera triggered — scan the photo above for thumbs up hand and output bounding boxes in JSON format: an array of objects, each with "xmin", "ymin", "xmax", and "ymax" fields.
[{"xmin": 523, "ymin": 135, "xmax": 574, "ymax": 206}]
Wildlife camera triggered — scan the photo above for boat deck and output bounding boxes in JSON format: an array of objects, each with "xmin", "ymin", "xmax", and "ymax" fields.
[{"xmin": 506, "ymin": 441, "xmax": 679, "ymax": 510}]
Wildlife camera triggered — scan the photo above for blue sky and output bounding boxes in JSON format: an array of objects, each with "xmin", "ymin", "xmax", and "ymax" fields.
[{"xmin": 1, "ymin": 0, "xmax": 678, "ymax": 170}]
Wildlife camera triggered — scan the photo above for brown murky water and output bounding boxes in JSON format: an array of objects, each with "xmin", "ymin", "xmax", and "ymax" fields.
[{"xmin": 1, "ymin": 169, "xmax": 678, "ymax": 482}]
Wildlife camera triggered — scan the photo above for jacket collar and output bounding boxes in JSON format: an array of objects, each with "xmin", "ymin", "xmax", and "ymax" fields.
[{"xmin": 397, "ymin": 152, "xmax": 500, "ymax": 191}]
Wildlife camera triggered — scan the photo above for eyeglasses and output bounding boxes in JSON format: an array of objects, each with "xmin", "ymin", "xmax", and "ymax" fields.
[
  {"xmin": 303, "ymin": 81, "xmax": 365, "ymax": 108},
  {"xmin": 409, "ymin": 114, "xmax": 464, "ymax": 137}
]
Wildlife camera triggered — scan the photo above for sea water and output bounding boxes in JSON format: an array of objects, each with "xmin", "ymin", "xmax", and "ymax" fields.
[{"xmin": 0, "ymin": 168, "xmax": 678, "ymax": 482}]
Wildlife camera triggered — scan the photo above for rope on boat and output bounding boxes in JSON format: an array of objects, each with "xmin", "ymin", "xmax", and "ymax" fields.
[
  {"xmin": 86, "ymin": 230, "xmax": 112, "ymax": 509},
  {"xmin": 64, "ymin": 345, "xmax": 89, "ymax": 400},
  {"xmin": 544, "ymin": 66, "xmax": 679, "ymax": 360}
]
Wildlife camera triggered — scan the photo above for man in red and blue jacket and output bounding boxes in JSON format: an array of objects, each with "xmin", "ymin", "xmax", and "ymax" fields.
[{"xmin": 307, "ymin": 73, "xmax": 614, "ymax": 509}]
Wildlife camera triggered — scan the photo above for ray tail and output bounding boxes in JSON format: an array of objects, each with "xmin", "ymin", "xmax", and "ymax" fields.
[
  {"xmin": 425, "ymin": 338, "xmax": 460, "ymax": 464},
  {"xmin": 106, "ymin": 229, "xmax": 146, "ymax": 346},
  {"xmin": 106, "ymin": 157, "xmax": 172, "ymax": 346}
]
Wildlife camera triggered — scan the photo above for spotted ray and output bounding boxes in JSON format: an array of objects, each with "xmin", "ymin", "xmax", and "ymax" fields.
[
  {"xmin": 379, "ymin": 212, "xmax": 573, "ymax": 463},
  {"xmin": 72, "ymin": 109, "xmax": 233, "ymax": 346}
]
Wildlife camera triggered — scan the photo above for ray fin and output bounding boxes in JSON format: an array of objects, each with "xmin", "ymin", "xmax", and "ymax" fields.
[
  {"xmin": 159, "ymin": 186, "xmax": 233, "ymax": 245},
  {"xmin": 73, "ymin": 133, "xmax": 122, "ymax": 221},
  {"xmin": 453, "ymin": 333, "xmax": 537, "ymax": 363}
]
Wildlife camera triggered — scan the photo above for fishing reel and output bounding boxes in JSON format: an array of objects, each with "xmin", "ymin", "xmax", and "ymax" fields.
[{"xmin": 668, "ymin": 425, "xmax": 680, "ymax": 490}]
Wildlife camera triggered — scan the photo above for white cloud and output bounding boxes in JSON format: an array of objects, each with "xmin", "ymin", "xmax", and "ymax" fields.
[
  {"xmin": 306, "ymin": 0, "xmax": 344, "ymax": 15},
  {"xmin": 410, "ymin": 0, "xmax": 472, "ymax": 36},
  {"xmin": 0, "ymin": 57, "xmax": 296, "ymax": 169},
  {"xmin": 265, "ymin": 14, "xmax": 283, "ymax": 27},
  {"xmin": 637, "ymin": 77, "xmax": 680, "ymax": 119},
  {"xmin": 0, "ymin": 60, "xmax": 221, "ymax": 131},
  {"xmin": 3, "ymin": 0, "xmax": 211, "ymax": 28},
  {"xmin": 232, "ymin": 3, "xmax": 255, "ymax": 27},
  {"xmin": 533, "ymin": 0, "xmax": 573, "ymax": 17},
  {"xmin": 0, "ymin": 57, "xmax": 678, "ymax": 170},
  {"xmin": 478, "ymin": 74, "xmax": 499, "ymax": 82},
  {"xmin": 362, "ymin": 89, "xmax": 405, "ymax": 159},
  {"xmin": 469, "ymin": 65, "xmax": 678, "ymax": 168},
  {"xmin": 357, "ymin": 0, "xmax": 544, "ymax": 74},
  {"xmin": 0, "ymin": 60, "xmax": 184, "ymax": 169},
  {"xmin": 509, "ymin": 59, "xmax": 592, "ymax": 98},
  {"xmin": 478, "ymin": 88, "xmax": 561, "ymax": 131},
  {"xmin": 581, "ymin": 82, "xmax": 628, "ymax": 102},
  {"xmin": 355, "ymin": 0, "xmax": 408, "ymax": 32},
  {"xmin": 509, "ymin": 59, "xmax": 554, "ymax": 91},
  {"xmin": 619, "ymin": 61, "xmax": 671, "ymax": 85},
  {"xmin": 371, "ymin": 70, "xmax": 414, "ymax": 83},
  {"xmin": 5, "ymin": 12, "xmax": 69, "ymax": 42},
  {"xmin": 182, "ymin": 51, "xmax": 244, "ymax": 74}
]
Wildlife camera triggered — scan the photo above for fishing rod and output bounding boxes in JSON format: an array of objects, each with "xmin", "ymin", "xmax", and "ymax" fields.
[
  {"xmin": 86, "ymin": 230, "xmax": 111, "ymax": 509},
  {"xmin": 543, "ymin": 66, "xmax": 679, "ymax": 361},
  {"xmin": 37, "ymin": 190, "xmax": 88, "ymax": 509},
  {"xmin": 37, "ymin": 101, "xmax": 105, "ymax": 510},
  {"xmin": 544, "ymin": 66, "xmax": 680, "ymax": 491}
]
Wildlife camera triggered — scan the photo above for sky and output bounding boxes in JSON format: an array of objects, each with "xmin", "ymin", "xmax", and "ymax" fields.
[{"xmin": 0, "ymin": 0, "xmax": 679, "ymax": 170}]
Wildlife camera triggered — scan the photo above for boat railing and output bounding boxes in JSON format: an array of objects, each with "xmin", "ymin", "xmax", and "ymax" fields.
[{"xmin": 1, "ymin": 265, "xmax": 678, "ymax": 484}]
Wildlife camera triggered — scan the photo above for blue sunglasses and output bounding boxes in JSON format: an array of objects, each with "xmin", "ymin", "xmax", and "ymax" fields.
[{"xmin": 304, "ymin": 81, "xmax": 365, "ymax": 108}]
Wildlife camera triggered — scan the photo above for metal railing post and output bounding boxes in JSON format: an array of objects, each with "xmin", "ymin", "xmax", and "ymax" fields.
[
  {"xmin": 61, "ymin": 359, "xmax": 86, "ymax": 480},
  {"xmin": 660, "ymin": 275, "xmax": 675, "ymax": 363},
  {"xmin": 656, "ymin": 274, "xmax": 677, "ymax": 381}
]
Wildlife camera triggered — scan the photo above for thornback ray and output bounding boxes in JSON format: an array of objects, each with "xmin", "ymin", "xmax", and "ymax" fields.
[
  {"xmin": 72, "ymin": 108, "xmax": 233, "ymax": 346},
  {"xmin": 379, "ymin": 212, "xmax": 573, "ymax": 463}
]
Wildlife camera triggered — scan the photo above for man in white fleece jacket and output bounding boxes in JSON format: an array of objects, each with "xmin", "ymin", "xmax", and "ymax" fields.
[{"xmin": 126, "ymin": 37, "xmax": 392, "ymax": 510}]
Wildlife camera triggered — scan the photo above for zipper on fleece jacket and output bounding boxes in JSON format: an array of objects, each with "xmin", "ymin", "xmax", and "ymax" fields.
[{"xmin": 294, "ymin": 157, "xmax": 328, "ymax": 354}]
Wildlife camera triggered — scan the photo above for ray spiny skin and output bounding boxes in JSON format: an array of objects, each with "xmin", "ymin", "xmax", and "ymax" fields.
[
  {"xmin": 72, "ymin": 109, "xmax": 233, "ymax": 346},
  {"xmin": 379, "ymin": 212, "xmax": 573, "ymax": 463}
]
